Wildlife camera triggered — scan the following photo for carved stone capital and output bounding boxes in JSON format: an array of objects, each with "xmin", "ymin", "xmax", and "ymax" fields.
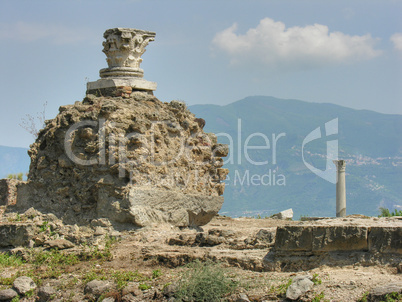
[
  {"xmin": 100, "ymin": 28, "xmax": 156, "ymax": 78},
  {"xmin": 333, "ymin": 160, "xmax": 346, "ymax": 172}
]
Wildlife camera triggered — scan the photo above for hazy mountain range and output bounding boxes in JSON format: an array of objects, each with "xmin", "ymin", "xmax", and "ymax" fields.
[
  {"xmin": 190, "ymin": 96, "xmax": 402, "ymax": 219},
  {"xmin": 1, "ymin": 96, "xmax": 401, "ymax": 219}
]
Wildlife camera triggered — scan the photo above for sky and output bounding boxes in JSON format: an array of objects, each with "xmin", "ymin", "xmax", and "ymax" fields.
[{"xmin": 0, "ymin": 0, "xmax": 401, "ymax": 148}]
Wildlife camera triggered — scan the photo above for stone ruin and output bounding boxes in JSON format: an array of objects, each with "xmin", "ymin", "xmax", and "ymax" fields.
[{"xmin": 3, "ymin": 28, "xmax": 229, "ymax": 229}]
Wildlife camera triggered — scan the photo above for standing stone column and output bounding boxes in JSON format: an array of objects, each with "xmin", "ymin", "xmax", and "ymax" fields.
[
  {"xmin": 333, "ymin": 160, "xmax": 346, "ymax": 217},
  {"xmin": 87, "ymin": 28, "xmax": 157, "ymax": 95}
]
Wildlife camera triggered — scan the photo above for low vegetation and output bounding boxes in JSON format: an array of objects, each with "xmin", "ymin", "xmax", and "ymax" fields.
[
  {"xmin": 378, "ymin": 207, "xmax": 402, "ymax": 217},
  {"xmin": 175, "ymin": 260, "xmax": 238, "ymax": 302},
  {"xmin": 7, "ymin": 173, "xmax": 24, "ymax": 180}
]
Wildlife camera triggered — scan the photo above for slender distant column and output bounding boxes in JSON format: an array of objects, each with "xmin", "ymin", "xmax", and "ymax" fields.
[{"xmin": 333, "ymin": 160, "xmax": 346, "ymax": 217}]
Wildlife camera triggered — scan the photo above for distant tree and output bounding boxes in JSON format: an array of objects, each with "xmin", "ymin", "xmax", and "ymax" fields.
[{"xmin": 378, "ymin": 207, "xmax": 402, "ymax": 217}]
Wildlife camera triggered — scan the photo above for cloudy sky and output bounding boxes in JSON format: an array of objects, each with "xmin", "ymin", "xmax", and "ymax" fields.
[{"xmin": 0, "ymin": 0, "xmax": 401, "ymax": 148}]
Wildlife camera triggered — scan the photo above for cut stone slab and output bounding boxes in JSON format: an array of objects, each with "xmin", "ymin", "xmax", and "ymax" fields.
[
  {"xmin": 97, "ymin": 187, "xmax": 224, "ymax": 227},
  {"xmin": 87, "ymin": 78, "xmax": 157, "ymax": 92},
  {"xmin": 13, "ymin": 276, "xmax": 36, "ymax": 295},
  {"xmin": 275, "ymin": 226, "xmax": 313, "ymax": 251},
  {"xmin": 368, "ymin": 227, "xmax": 402, "ymax": 254},
  {"xmin": 312, "ymin": 226, "xmax": 368, "ymax": 252},
  {"xmin": 367, "ymin": 283, "xmax": 402, "ymax": 302}
]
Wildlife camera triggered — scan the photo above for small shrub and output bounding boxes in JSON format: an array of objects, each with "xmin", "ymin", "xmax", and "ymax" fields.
[
  {"xmin": 312, "ymin": 291, "xmax": 328, "ymax": 302},
  {"xmin": 357, "ymin": 291, "xmax": 369, "ymax": 302},
  {"xmin": 312, "ymin": 273, "xmax": 322, "ymax": 285},
  {"xmin": 378, "ymin": 207, "xmax": 402, "ymax": 217},
  {"xmin": 152, "ymin": 269, "xmax": 162, "ymax": 279},
  {"xmin": 269, "ymin": 278, "xmax": 292, "ymax": 296},
  {"xmin": 139, "ymin": 283, "xmax": 151, "ymax": 290},
  {"xmin": 7, "ymin": 173, "xmax": 23, "ymax": 180},
  {"xmin": 175, "ymin": 260, "xmax": 238, "ymax": 302},
  {"xmin": 384, "ymin": 292, "xmax": 402, "ymax": 302},
  {"xmin": 40, "ymin": 221, "xmax": 49, "ymax": 232}
]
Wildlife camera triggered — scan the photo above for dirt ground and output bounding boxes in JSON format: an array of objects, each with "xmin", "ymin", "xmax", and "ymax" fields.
[{"xmin": 1, "ymin": 215, "xmax": 401, "ymax": 301}]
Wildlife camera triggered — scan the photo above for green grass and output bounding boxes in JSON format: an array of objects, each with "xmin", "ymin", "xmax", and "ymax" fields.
[
  {"xmin": 312, "ymin": 273, "xmax": 322, "ymax": 285},
  {"xmin": 175, "ymin": 260, "xmax": 238, "ymax": 302},
  {"xmin": 312, "ymin": 291, "xmax": 329, "ymax": 302},
  {"xmin": 269, "ymin": 278, "xmax": 292, "ymax": 297},
  {"xmin": 0, "ymin": 253, "xmax": 24, "ymax": 267}
]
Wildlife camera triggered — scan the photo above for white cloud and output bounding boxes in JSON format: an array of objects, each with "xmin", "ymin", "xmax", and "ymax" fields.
[
  {"xmin": 212, "ymin": 18, "xmax": 381, "ymax": 69},
  {"xmin": 390, "ymin": 33, "xmax": 402, "ymax": 54},
  {"xmin": 0, "ymin": 22, "xmax": 96, "ymax": 45}
]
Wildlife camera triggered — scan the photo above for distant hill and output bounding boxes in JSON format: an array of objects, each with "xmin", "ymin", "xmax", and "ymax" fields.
[
  {"xmin": 0, "ymin": 145, "xmax": 30, "ymax": 179},
  {"xmin": 190, "ymin": 96, "xmax": 402, "ymax": 218}
]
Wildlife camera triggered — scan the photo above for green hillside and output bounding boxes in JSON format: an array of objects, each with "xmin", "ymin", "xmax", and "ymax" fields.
[{"xmin": 190, "ymin": 96, "xmax": 402, "ymax": 218}]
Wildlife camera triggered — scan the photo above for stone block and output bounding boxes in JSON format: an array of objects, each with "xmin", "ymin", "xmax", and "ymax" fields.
[
  {"xmin": 368, "ymin": 227, "xmax": 402, "ymax": 254},
  {"xmin": 274, "ymin": 226, "xmax": 313, "ymax": 251},
  {"xmin": 87, "ymin": 78, "xmax": 157, "ymax": 92},
  {"xmin": 97, "ymin": 187, "xmax": 224, "ymax": 227},
  {"xmin": 0, "ymin": 223, "xmax": 37, "ymax": 247},
  {"xmin": 0, "ymin": 179, "xmax": 20, "ymax": 205},
  {"xmin": 312, "ymin": 226, "xmax": 368, "ymax": 252}
]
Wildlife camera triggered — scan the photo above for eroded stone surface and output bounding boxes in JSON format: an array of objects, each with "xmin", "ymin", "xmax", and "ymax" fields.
[
  {"xmin": 0, "ymin": 223, "xmax": 37, "ymax": 247},
  {"xmin": 13, "ymin": 276, "xmax": 36, "ymax": 295},
  {"xmin": 13, "ymin": 94, "xmax": 227, "ymax": 228}
]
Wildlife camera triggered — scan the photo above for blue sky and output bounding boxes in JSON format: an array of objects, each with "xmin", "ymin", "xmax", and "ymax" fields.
[{"xmin": 0, "ymin": 0, "xmax": 401, "ymax": 148}]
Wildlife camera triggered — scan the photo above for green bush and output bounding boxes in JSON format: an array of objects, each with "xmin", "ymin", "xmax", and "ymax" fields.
[
  {"xmin": 175, "ymin": 260, "xmax": 237, "ymax": 302},
  {"xmin": 7, "ymin": 173, "xmax": 24, "ymax": 180},
  {"xmin": 378, "ymin": 207, "xmax": 402, "ymax": 217}
]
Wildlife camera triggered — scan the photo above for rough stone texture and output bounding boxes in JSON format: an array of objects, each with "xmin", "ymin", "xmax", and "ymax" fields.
[
  {"xmin": 312, "ymin": 226, "xmax": 368, "ymax": 251},
  {"xmin": 38, "ymin": 286, "xmax": 57, "ymax": 301},
  {"xmin": 44, "ymin": 239, "xmax": 75, "ymax": 250},
  {"xmin": 13, "ymin": 93, "xmax": 227, "ymax": 228},
  {"xmin": 368, "ymin": 227, "xmax": 402, "ymax": 254},
  {"xmin": 0, "ymin": 179, "xmax": 21, "ymax": 205},
  {"xmin": 275, "ymin": 226, "xmax": 313, "ymax": 251},
  {"xmin": 367, "ymin": 283, "xmax": 402, "ymax": 302},
  {"xmin": 275, "ymin": 225, "xmax": 370, "ymax": 252},
  {"xmin": 271, "ymin": 208, "xmax": 293, "ymax": 220},
  {"xmin": 286, "ymin": 275, "xmax": 314, "ymax": 300},
  {"xmin": 12, "ymin": 276, "xmax": 36, "ymax": 294},
  {"xmin": 84, "ymin": 280, "xmax": 111, "ymax": 298},
  {"xmin": 0, "ymin": 288, "xmax": 18, "ymax": 301},
  {"xmin": 236, "ymin": 293, "xmax": 251, "ymax": 302},
  {"xmin": 0, "ymin": 223, "xmax": 37, "ymax": 247}
]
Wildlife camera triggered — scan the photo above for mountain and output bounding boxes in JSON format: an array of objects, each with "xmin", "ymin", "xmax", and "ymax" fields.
[
  {"xmin": 0, "ymin": 145, "xmax": 30, "ymax": 179},
  {"xmin": 189, "ymin": 96, "xmax": 402, "ymax": 219}
]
